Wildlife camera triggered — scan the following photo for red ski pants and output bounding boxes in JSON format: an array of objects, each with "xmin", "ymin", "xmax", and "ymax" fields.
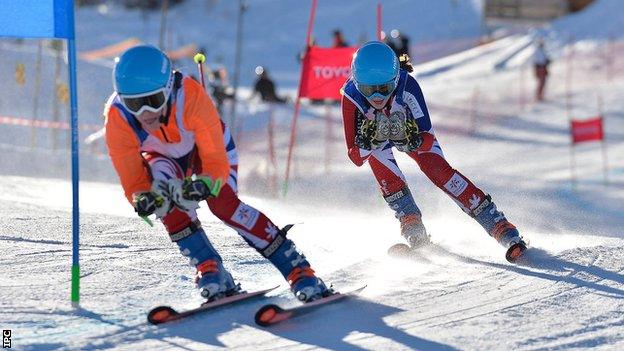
[
  {"xmin": 365, "ymin": 140, "xmax": 487, "ymax": 214},
  {"xmin": 144, "ymin": 152, "xmax": 279, "ymax": 250}
]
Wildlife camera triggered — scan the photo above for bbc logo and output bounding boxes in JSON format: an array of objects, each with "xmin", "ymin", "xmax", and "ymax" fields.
[{"xmin": 2, "ymin": 329, "xmax": 10, "ymax": 349}]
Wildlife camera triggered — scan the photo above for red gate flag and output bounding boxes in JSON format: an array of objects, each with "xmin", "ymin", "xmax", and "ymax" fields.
[
  {"xmin": 299, "ymin": 46, "xmax": 358, "ymax": 100},
  {"xmin": 571, "ymin": 117, "xmax": 604, "ymax": 144}
]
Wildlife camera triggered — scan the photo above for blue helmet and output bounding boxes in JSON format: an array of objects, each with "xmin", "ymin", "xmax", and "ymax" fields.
[
  {"xmin": 113, "ymin": 45, "xmax": 172, "ymax": 96},
  {"xmin": 352, "ymin": 41, "xmax": 399, "ymax": 89}
]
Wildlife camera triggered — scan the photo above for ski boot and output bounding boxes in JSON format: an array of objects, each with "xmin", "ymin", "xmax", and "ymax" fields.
[
  {"xmin": 288, "ymin": 266, "xmax": 331, "ymax": 303},
  {"xmin": 386, "ymin": 213, "xmax": 430, "ymax": 257},
  {"xmin": 384, "ymin": 187, "xmax": 430, "ymax": 256},
  {"xmin": 195, "ymin": 259, "xmax": 240, "ymax": 302},
  {"xmin": 472, "ymin": 195, "xmax": 527, "ymax": 262},
  {"xmin": 174, "ymin": 224, "xmax": 240, "ymax": 301},
  {"xmin": 400, "ymin": 213, "xmax": 430, "ymax": 249},
  {"xmin": 262, "ymin": 226, "xmax": 331, "ymax": 302},
  {"xmin": 493, "ymin": 221, "xmax": 527, "ymax": 263}
]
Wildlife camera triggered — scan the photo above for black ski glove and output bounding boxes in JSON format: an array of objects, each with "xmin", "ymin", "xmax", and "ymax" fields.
[
  {"xmin": 355, "ymin": 116, "xmax": 379, "ymax": 150},
  {"xmin": 182, "ymin": 176, "xmax": 222, "ymax": 201},
  {"xmin": 405, "ymin": 119, "xmax": 423, "ymax": 151},
  {"xmin": 133, "ymin": 192, "xmax": 164, "ymax": 217}
]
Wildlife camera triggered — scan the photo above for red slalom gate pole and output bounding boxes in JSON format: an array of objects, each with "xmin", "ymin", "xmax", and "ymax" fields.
[
  {"xmin": 598, "ymin": 93, "xmax": 609, "ymax": 185},
  {"xmin": 606, "ymin": 35, "xmax": 615, "ymax": 83},
  {"xmin": 519, "ymin": 63, "xmax": 526, "ymax": 111},
  {"xmin": 566, "ymin": 36, "xmax": 577, "ymax": 188},
  {"xmin": 469, "ymin": 87, "xmax": 479, "ymax": 134},
  {"xmin": 283, "ymin": 0, "xmax": 317, "ymax": 195},
  {"xmin": 284, "ymin": 98, "xmax": 302, "ymax": 195},
  {"xmin": 268, "ymin": 104, "xmax": 277, "ymax": 195},
  {"xmin": 304, "ymin": 0, "xmax": 317, "ymax": 48},
  {"xmin": 377, "ymin": 3, "xmax": 382, "ymax": 40},
  {"xmin": 324, "ymin": 102, "xmax": 331, "ymax": 173}
]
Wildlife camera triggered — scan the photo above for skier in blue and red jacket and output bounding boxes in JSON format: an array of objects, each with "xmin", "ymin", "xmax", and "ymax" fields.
[{"xmin": 341, "ymin": 41, "xmax": 527, "ymax": 262}]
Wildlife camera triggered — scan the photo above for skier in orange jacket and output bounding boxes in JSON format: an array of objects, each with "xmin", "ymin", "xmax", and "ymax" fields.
[{"xmin": 104, "ymin": 45, "xmax": 329, "ymax": 302}]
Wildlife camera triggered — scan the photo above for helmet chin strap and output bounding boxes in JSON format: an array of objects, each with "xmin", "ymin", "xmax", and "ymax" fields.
[
  {"xmin": 158, "ymin": 72, "xmax": 181, "ymax": 126},
  {"xmin": 158, "ymin": 97, "xmax": 173, "ymax": 125}
]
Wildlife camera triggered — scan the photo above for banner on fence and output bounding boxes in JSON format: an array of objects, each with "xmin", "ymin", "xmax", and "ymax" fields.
[
  {"xmin": 299, "ymin": 46, "xmax": 357, "ymax": 100},
  {"xmin": 0, "ymin": 115, "xmax": 100, "ymax": 131},
  {"xmin": 79, "ymin": 37, "xmax": 141, "ymax": 61},
  {"xmin": 166, "ymin": 43, "xmax": 198, "ymax": 61}
]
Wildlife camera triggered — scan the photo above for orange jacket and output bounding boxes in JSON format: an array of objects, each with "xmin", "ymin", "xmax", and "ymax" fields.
[{"xmin": 104, "ymin": 77, "xmax": 230, "ymax": 203}]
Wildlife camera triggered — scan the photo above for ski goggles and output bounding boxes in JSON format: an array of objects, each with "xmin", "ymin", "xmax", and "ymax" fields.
[
  {"xmin": 119, "ymin": 88, "xmax": 169, "ymax": 115},
  {"xmin": 356, "ymin": 80, "xmax": 397, "ymax": 98}
]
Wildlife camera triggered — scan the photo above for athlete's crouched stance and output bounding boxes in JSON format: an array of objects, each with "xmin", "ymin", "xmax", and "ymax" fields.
[
  {"xmin": 341, "ymin": 42, "xmax": 527, "ymax": 261},
  {"xmin": 105, "ymin": 45, "xmax": 329, "ymax": 302}
]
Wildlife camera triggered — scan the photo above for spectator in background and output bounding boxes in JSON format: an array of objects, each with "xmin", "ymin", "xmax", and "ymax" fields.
[
  {"xmin": 332, "ymin": 29, "xmax": 349, "ymax": 48},
  {"xmin": 386, "ymin": 29, "xmax": 411, "ymax": 60},
  {"xmin": 532, "ymin": 39, "xmax": 551, "ymax": 102},
  {"xmin": 207, "ymin": 65, "xmax": 234, "ymax": 114},
  {"xmin": 251, "ymin": 66, "xmax": 288, "ymax": 104}
]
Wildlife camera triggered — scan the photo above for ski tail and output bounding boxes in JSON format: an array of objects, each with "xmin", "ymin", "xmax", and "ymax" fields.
[
  {"xmin": 148, "ymin": 285, "xmax": 279, "ymax": 325},
  {"xmin": 255, "ymin": 304, "xmax": 292, "ymax": 326},
  {"xmin": 148, "ymin": 306, "xmax": 180, "ymax": 325},
  {"xmin": 254, "ymin": 285, "xmax": 366, "ymax": 326}
]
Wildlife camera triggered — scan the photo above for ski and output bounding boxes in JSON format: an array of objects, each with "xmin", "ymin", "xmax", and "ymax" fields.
[
  {"xmin": 388, "ymin": 241, "xmax": 529, "ymax": 263},
  {"xmin": 147, "ymin": 285, "xmax": 279, "ymax": 325},
  {"xmin": 387, "ymin": 243, "xmax": 443, "ymax": 261},
  {"xmin": 254, "ymin": 285, "xmax": 366, "ymax": 327}
]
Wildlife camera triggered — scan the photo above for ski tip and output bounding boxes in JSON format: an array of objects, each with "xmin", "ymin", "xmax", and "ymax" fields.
[
  {"xmin": 255, "ymin": 304, "xmax": 284, "ymax": 327},
  {"xmin": 264, "ymin": 285, "xmax": 281, "ymax": 294},
  {"xmin": 354, "ymin": 284, "xmax": 367, "ymax": 292},
  {"xmin": 147, "ymin": 305, "xmax": 179, "ymax": 325},
  {"xmin": 388, "ymin": 243, "xmax": 412, "ymax": 258},
  {"xmin": 336, "ymin": 285, "xmax": 367, "ymax": 295},
  {"xmin": 506, "ymin": 241, "xmax": 528, "ymax": 263}
]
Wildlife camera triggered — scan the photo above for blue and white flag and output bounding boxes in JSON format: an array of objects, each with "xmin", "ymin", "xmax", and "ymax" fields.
[{"xmin": 0, "ymin": 0, "xmax": 74, "ymax": 39}]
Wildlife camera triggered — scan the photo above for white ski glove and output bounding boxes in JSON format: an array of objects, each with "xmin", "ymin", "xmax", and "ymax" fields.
[{"xmin": 167, "ymin": 178, "xmax": 201, "ymax": 213}]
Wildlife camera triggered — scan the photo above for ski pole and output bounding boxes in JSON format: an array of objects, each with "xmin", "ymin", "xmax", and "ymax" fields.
[
  {"xmin": 194, "ymin": 52, "xmax": 207, "ymax": 91},
  {"xmin": 140, "ymin": 215, "xmax": 154, "ymax": 227},
  {"xmin": 139, "ymin": 194, "xmax": 165, "ymax": 227},
  {"xmin": 139, "ymin": 56, "xmax": 207, "ymax": 229}
]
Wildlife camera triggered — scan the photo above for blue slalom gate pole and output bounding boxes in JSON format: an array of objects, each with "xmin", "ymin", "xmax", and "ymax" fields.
[
  {"xmin": 0, "ymin": 0, "xmax": 80, "ymax": 306},
  {"xmin": 69, "ymin": 36, "xmax": 80, "ymax": 307}
]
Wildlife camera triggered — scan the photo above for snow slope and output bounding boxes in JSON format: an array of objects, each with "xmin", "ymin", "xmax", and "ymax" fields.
[
  {"xmin": 1, "ymin": 0, "xmax": 624, "ymax": 350},
  {"xmin": 1, "ymin": 170, "xmax": 623, "ymax": 350}
]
